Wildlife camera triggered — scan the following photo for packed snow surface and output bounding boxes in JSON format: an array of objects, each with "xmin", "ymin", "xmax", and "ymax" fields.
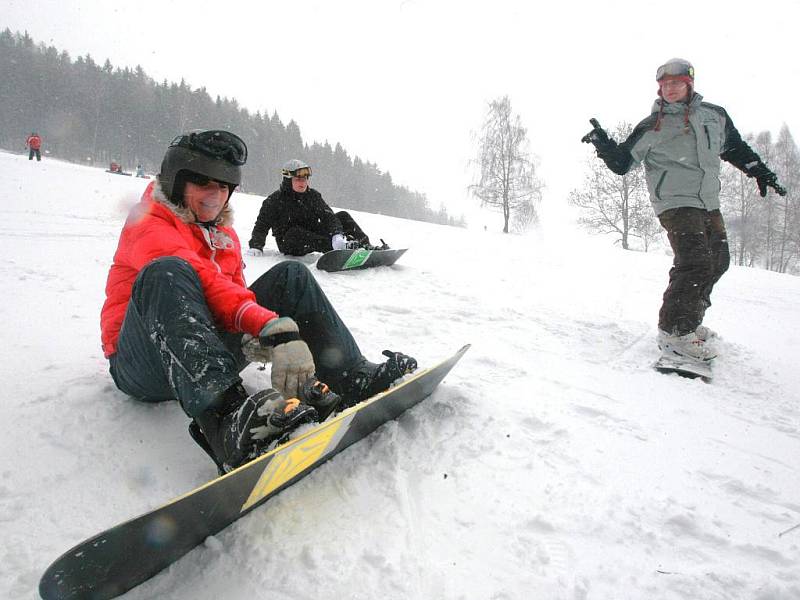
[{"xmin": 1, "ymin": 151, "xmax": 798, "ymax": 599}]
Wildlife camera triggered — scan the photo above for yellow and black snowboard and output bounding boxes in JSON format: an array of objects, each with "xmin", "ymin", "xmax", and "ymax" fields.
[{"xmin": 39, "ymin": 345, "xmax": 470, "ymax": 600}]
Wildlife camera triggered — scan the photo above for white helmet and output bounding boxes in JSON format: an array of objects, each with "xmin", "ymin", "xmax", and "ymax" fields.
[
  {"xmin": 281, "ymin": 159, "xmax": 312, "ymax": 179},
  {"xmin": 656, "ymin": 58, "xmax": 694, "ymax": 82}
]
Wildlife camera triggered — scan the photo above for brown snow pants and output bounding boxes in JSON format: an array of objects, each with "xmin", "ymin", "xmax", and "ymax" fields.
[{"xmin": 657, "ymin": 207, "xmax": 730, "ymax": 335}]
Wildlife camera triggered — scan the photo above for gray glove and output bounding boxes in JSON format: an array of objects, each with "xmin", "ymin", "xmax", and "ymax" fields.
[
  {"xmin": 241, "ymin": 334, "xmax": 272, "ymax": 363},
  {"xmin": 246, "ymin": 247, "xmax": 264, "ymax": 257},
  {"xmin": 259, "ymin": 317, "xmax": 315, "ymax": 399}
]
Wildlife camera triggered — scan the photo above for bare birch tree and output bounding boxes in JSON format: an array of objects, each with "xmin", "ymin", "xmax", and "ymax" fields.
[
  {"xmin": 569, "ymin": 122, "xmax": 658, "ymax": 250},
  {"xmin": 720, "ymin": 162, "xmax": 760, "ymax": 266},
  {"xmin": 720, "ymin": 132, "xmax": 763, "ymax": 267},
  {"xmin": 720, "ymin": 127, "xmax": 799, "ymax": 274},
  {"xmin": 752, "ymin": 132, "xmax": 779, "ymax": 271},
  {"xmin": 772, "ymin": 125, "xmax": 800, "ymax": 273},
  {"xmin": 471, "ymin": 96, "xmax": 542, "ymax": 233}
]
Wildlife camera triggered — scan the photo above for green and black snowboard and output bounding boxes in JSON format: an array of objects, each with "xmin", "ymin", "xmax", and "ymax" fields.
[
  {"xmin": 39, "ymin": 345, "xmax": 469, "ymax": 600},
  {"xmin": 316, "ymin": 247, "xmax": 407, "ymax": 272}
]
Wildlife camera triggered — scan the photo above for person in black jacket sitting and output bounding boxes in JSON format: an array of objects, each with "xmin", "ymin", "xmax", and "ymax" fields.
[{"xmin": 247, "ymin": 159, "xmax": 386, "ymax": 256}]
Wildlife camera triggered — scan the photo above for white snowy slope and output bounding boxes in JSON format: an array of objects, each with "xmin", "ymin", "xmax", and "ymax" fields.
[{"xmin": 1, "ymin": 150, "xmax": 798, "ymax": 600}]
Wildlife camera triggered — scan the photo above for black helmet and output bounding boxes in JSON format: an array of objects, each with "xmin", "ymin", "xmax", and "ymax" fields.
[
  {"xmin": 281, "ymin": 159, "xmax": 312, "ymax": 179},
  {"xmin": 159, "ymin": 130, "xmax": 247, "ymax": 204}
]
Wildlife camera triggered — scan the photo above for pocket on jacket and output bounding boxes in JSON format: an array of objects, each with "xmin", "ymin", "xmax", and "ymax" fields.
[
  {"xmin": 702, "ymin": 121, "xmax": 721, "ymax": 153},
  {"xmin": 655, "ymin": 171, "xmax": 667, "ymax": 201}
]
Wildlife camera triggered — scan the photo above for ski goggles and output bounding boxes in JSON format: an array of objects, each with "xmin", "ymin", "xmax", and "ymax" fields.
[
  {"xmin": 281, "ymin": 166, "xmax": 312, "ymax": 179},
  {"xmin": 289, "ymin": 167, "xmax": 312, "ymax": 179},
  {"xmin": 656, "ymin": 61, "xmax": 694, "ymax": 81},
  {"xmin": 182, "ymin": 170, "xmax": 236, "ymax": 189},
  {"xmin": 169, "ymin": 130, "xmax": 248, "ymax": 166}
]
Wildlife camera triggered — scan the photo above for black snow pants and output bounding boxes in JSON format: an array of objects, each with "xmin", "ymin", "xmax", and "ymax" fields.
[
  {"xmin": 109, "ymin": 257, "xmax": 364, "ymax": 417},
  {"xmin": 28, "ymin": 148, "xmax": 41, "ymax": 161},
  {"xmin": 657, "ymin": 207, "xmax": 730, "ymax": 335},
  {"xmin": 278, "ymin": 211, "xmax": 371, "ymax": 256}
]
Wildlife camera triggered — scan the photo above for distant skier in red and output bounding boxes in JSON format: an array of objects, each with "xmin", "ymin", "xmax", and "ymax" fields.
[{"xmin": 26, "ymin": 132, "xmax": 42, "ymax": 161}]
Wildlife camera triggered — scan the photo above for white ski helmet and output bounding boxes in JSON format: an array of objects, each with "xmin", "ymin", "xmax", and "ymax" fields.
[
  {"xmin": 281, "ymin": 159, "xmax": 312, "ymax": 179},
  {"xmin": 656, "ymin": 58, "xmax": 694, "ymax": 82}
]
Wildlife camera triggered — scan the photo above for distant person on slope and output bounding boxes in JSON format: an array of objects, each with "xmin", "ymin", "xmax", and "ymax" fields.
[
  {"xmin": 247, "ymin": 159, "xmax": 387, "ymax": 256},
  {"xmin": 582, "ymin": 58, "xmax": 786, "ymax": 362},
  {"xmin": 100, "ymin": 131, "xmax": 416, "ymax": 473},
  {"xmin": 26, "ymin": 132, "xmax": 42, "ymax": 161}
]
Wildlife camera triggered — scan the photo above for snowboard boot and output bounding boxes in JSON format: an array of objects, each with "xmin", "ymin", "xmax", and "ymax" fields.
[
  {"xmin": 298, "ymin": 378, "xmax": 344, "ymax": 422},
  {"xmin": 695, "ymin": 324, "xmax": 718, "ymax": 342},
  {"xmin": 191, "ymin": 383, "xmax": 318, "ymax": 474},
  {"xmin": 337, "ymin": 350, "xmax": 418, "ymax": 406},
  {"xmin": 363, "ymin": 239, "xmax": 390, "ymax": 251},
  {"xmin": 345, "ymin": 236, "xmax": 389, "ymax": 251},
  {"xmin": 344, "ymin": 240, "xmax": 362, "ymax": 250},
  {"xmin": 657, "ymin": 329, "xmax": 718, "ymax": 362}
]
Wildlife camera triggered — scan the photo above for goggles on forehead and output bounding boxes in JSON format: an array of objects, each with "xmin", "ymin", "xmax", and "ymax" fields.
[
  {"xmin": 656, "ymin": 62, "xmax": 694, "ymax": 81},
  {"xmin": 170, "ymin": 130, "xmax": 248, "ymax": 166}
]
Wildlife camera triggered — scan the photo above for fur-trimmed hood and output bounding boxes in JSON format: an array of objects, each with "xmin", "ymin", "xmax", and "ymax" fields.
[
  {"xmin": 101, "ymin": 178, "xmax": 277, "ymax": 359},
  {"xmin": 152, "ymin": 177, "xmax": 234, "ymax": 227}
]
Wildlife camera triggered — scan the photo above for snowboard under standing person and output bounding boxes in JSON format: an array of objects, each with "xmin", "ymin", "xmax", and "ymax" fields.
[
  {"xmin": 247, "ymin": 159, "xmax": 387, "ymax": 256},
  {"xmin": 582, "ymin": 58, "xmax": 786, "ymax": 363},
  {"xmin": 26, "ymin": 132, "xmax": 42, "ymax": 161},
  {"xmin": 100, "ymin": 130, "xmax": 416, "ymax": 473}
]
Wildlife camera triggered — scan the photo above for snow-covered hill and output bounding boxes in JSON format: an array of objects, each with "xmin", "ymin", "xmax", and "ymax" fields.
[{"xmin": 1, "ymin": 151, "xmax": 798, "ymax": 599}]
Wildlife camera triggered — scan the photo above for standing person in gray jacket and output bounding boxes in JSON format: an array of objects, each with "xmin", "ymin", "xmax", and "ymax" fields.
[{"xmin": 582, "ymin": 58, "xmax": 786, "ymax": 362}]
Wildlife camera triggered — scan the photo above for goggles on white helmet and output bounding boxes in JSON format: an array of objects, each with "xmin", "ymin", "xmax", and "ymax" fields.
[
  {"xmin": 281, "ymin": 159, "xmax": 312, "ymax": 179},
  {"xmin": 656, "ymin": 58, "xmax": 694, "ymax": 81}
]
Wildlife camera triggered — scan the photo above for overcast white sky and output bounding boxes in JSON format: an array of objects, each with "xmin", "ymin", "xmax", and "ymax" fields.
[{"xmin": 5, "ymin": 0, "xmax": 800, "ymax": 225}]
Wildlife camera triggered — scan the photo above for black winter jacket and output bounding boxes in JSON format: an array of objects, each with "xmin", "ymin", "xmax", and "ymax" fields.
[{"xmin": 248, "ymin": 180, "xmax": 343, "ymax": 253}]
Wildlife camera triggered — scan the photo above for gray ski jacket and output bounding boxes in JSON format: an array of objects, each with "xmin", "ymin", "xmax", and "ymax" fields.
[{"xmin": 596, "ymin": 93, "xmax": 761, "ymax": 216}]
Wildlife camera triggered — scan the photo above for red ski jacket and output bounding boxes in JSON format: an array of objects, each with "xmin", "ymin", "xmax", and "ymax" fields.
[
  {"xmin": 26, "ymin": 135, "xmax": 42, "ymax": 150},
  {"xmin": 100, "ymin": 180, "xmax": 277, "ymax": 357}
]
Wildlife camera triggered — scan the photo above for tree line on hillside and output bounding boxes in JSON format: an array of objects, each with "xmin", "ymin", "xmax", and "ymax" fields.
[
  {"xmin": 569, "ymin": 121, "xmax": 800, "ymax": 276},
  {"xmin": 0, "ymin": 29, "xmax": 464, "ymax": 227}
]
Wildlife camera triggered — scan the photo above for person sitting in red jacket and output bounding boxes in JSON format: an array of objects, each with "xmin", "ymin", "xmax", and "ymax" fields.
[
  {"xmin": 26, "ymin": 132, "xmax": 42, "ymax": 161},
  {"xmin": 100, "ymin": 130, "xmax": 416, "ymax": 473}
]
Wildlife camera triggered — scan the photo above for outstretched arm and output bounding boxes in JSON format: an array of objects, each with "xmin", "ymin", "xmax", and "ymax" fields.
[
  {"xmin": 717, "ymin": 109, "xmax": 787, "ymax": 197},
  {"xmin": 581, "ymin": 118, "xmax": 635, "ymax": 175}
]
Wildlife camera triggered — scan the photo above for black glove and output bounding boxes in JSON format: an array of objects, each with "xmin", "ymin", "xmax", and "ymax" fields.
[
  {"xmin": 748, "ymin": 162, "xmax": 787, "ymax": 197},
  {"xmin": 581, "ymin": 118, "xmax": 611, "ymax": 147}
]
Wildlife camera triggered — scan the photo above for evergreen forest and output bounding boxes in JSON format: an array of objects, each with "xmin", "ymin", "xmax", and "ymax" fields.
[{"xmin": 0, "ymin": 29, "xmax": 463, "ymax": 226}]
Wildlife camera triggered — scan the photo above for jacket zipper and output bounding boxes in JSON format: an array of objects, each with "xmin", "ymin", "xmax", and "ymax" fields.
[{"xmin": 695, "ymin": 121, "xmax": 708, "ymax": 206}]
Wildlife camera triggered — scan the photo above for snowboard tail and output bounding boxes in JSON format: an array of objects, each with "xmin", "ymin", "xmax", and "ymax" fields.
[
  {"xmin": 316, "ymin": 247, "xmax": 407, "ymax": 272},
  {"xmin": 39, "ymin": 345, "xmax": 469, "ymax": 600}
]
